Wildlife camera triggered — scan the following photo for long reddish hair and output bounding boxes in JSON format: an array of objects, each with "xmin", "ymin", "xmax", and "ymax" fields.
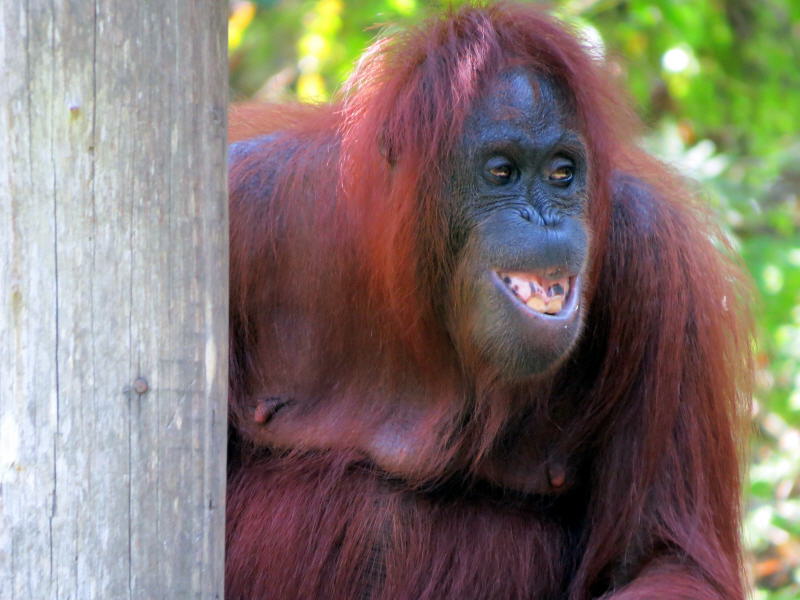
[{"xmin": 227, "ymin": 3, "xmax": 751, "ymax": 598}]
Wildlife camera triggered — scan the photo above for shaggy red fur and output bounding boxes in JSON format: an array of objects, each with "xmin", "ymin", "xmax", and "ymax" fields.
[{"xmin": 226, "ymin": 3, "xmax": 751, "ymax": 598}]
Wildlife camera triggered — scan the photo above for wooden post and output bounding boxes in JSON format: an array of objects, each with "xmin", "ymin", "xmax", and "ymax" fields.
[{"xmin": 0, "ymin": 2, "xmax": 228, "ymax": 598}]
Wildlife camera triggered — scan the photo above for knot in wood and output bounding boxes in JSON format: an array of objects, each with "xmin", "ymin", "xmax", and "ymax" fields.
[{"xmin": 132, "ymin": 377, "xmax": 149, "ymax": 395}]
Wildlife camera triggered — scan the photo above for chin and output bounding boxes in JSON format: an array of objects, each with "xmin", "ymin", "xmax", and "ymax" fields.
[{"xmin": 457, "ymin": 268, "xmax": 586, "ymax": 380}]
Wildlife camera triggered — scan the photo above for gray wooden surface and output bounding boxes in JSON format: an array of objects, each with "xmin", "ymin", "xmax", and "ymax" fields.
[{"xmin": 0, "ymin": 2, "xmax": 228, "ymax": 598}]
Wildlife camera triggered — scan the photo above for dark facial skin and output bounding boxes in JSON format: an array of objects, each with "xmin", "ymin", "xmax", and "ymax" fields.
[{"xmin": 447, "ymin": 70, "xmax": 590, "ymax": 378}]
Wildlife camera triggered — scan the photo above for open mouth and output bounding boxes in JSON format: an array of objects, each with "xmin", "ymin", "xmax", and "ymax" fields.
[{"xmin": 496, "ymin": 269, "xmax": 577, "ymax": 316}]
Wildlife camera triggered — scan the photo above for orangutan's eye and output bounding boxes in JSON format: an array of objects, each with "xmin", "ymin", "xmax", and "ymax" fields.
[
  {"xmin": 485, "ymin": 157, "xmax": 518, "ymax": 185},
  {"xmin": 548, "ymin": 160, "xmax": 574, "ymax": 186}
]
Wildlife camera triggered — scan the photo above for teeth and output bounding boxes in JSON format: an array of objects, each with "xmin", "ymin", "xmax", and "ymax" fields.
[
  {"xmin": 526, "ymin": 296, "xmax": 547, "ymax": 312},
  {"xmin": 544, "ymin": 297, "xmax": 563, "ymax": 314},
  {"xmin": 507, "ymin": 276, "xmax": 532, "ymax": 302},
  {"xmin": 499, "ymin": 270, "xmax": 570, "ymax": 315}
]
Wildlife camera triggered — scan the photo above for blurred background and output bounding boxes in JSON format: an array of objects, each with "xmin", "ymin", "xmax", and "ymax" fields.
[{"xmin": 227, "ymin": 1, "xmax": 800, "ymax": 597}]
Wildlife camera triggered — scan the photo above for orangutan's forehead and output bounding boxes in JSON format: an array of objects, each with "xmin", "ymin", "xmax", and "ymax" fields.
[
  {"xmin": 462, "ymin": 69, "xmax": 572, "ymax": 147},
  {"xmin": 479, "ymin": 70, "xmax": 565, "ymax": 124}
]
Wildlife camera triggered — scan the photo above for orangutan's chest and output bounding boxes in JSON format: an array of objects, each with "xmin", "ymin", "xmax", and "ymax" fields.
[{"xmin": 226, "ymin": 455, "xmax": 585, "ymax": 600}]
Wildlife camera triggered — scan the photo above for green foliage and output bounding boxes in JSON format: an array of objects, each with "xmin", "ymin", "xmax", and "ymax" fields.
[{"xmin": 228, "ymin": 1, "xmax": 800, "ymax": 596}]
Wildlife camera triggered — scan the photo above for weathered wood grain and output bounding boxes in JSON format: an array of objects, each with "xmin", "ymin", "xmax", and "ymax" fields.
[{"xmin": 0, "ymin": 2, "xmax": 228, "ymax": 598}]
